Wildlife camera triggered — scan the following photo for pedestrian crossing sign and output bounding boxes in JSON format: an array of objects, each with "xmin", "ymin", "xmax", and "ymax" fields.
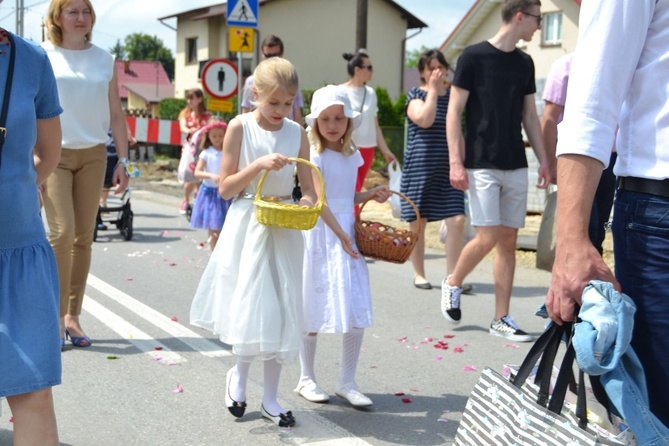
[
  {"xmin": 229, "ymin": 27, "xmax": 254, "ymax": 53},
  {"xmin": 227, "ymin": 0, "xmax": 258, "ymax": 28}
]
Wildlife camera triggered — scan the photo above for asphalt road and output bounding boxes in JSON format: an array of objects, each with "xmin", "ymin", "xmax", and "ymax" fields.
[{"xmin": 0, "ymin": 188, "xmax": 553, "ymax": 446}]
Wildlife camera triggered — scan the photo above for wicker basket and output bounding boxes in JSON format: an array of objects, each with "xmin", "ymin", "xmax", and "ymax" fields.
[
  {"xmin": 254, "ymin": 157, "xmax": 325, "ymax": 230},
  {"xmin": 355, "ymin": 191, "xmax": 421, "ymax": 264}
]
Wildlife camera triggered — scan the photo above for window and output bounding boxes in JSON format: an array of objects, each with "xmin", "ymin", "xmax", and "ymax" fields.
[
  {"xmin": 186, "ymin": 37, "xmax": 198, "ymax": 65},
  {"xmin": 542, "ymin": 12, "xmax": 562, "ymax": 46}
]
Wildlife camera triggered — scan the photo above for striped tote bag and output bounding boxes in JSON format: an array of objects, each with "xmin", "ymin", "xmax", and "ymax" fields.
[{"xmin": 455, "ymin": 324, "xmax": 628, "ymax": 446}]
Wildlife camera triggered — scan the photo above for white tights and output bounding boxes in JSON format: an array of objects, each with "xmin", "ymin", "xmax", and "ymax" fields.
[
  {"xmin": 298, "ymin": 328, "xmax": 365, "ymax": 390},
  {"xmin": 229, "ymin": 355, "xmax": 287, "ymax": 415}
]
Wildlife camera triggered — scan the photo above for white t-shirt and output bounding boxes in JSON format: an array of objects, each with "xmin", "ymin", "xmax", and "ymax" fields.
[
  {"xmin": 342, "ymin": 85, "xmax": 378, "ymax": 148},
  {"xmin": 199, "ymin": 147, "xmax": 223, "ymax": 188},
  {"xmin": 42, "ymin": 41, "xmax": 114, "ymax": 149}
]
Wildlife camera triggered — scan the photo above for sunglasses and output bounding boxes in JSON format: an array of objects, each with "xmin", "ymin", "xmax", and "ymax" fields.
[
  {"xmin": 522, "ymin": 11, "xmax": 542, "ymax": 25},
  {"xmin": 360, "ymin": 65, "xmax": 373, "ymax": 72}
]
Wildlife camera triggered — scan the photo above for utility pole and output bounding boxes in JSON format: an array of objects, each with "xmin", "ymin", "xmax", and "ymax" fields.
[
  {"xmin": 356, "ymin": 0, "xmax": 367, "ymax": 51},
  {"xmin": 15, "ymin": 0, "xmax": 25, "ymax": 37}
]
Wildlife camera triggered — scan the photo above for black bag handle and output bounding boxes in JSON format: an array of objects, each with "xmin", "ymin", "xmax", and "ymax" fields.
[
  {"xmin": 511, "ymin": 321, "xmax": 589, "ymax": 430},
  {"xmin": 0, "ymin": 31, "xmax": 16, "ymax": 171}
]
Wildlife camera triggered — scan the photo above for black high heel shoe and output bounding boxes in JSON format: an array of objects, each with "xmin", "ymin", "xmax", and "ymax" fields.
[
  {"xmin": 260, "ymin": 404, "xmax": 295, "ymax": 427},
  {"xmin": 225, "ymin": 367, "xmax": 246, "ymax": 418}
]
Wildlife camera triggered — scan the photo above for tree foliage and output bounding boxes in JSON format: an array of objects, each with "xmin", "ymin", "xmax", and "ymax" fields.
[
  {"xmin": 121, "ymin": 33, "xmax": 175, "ymax": 81},
  {"xmin": 109, "ymin": 39, "xmax": 125, "ymax": 60},
  {"xmin": 405, "ymin": 45, "xmax": 431, "ymax": 69}
]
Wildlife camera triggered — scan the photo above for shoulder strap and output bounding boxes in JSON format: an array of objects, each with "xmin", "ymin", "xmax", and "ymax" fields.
[
  {"xmin": 0, "ymin": 32, "xmax": 16, "ymax": 171},
  {"xmin": 359, "ymin": 85, "xmax": 367, "ymax": 113}
]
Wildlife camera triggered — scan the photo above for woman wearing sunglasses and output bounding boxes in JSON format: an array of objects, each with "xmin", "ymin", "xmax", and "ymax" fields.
[{"xmin": 341, "ymin": 49, "xmax": 397, "ymax": 197}]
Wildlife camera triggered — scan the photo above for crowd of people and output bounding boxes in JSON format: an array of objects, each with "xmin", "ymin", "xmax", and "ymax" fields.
[{"xmin": 1, "ymin": 0, "xmax": 668, "ymax": 441}]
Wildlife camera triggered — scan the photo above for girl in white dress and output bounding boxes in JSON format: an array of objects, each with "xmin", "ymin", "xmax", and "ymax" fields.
[
  {"xmin": 295, "ymin": 85, "xmax": 391, "ymax": 407},
  {"xmin": 190, "ymin": 58, "xmax": 317, "ymax": 427}
]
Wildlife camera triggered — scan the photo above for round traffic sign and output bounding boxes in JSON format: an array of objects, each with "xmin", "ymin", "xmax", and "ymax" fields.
[{"xmin": 201, "ymin": 59, "xmax": 239, "ymax": 100}]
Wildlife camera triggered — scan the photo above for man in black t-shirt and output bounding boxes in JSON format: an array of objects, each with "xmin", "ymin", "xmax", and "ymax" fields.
[{"xmin": 442, "ymin": 0, "xmax": 551, "ymax": 342}]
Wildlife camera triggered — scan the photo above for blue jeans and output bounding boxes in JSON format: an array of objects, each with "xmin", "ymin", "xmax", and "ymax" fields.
[{"xmin": 612, "ymin": 189, "xmax": 669, "ymax": 427}]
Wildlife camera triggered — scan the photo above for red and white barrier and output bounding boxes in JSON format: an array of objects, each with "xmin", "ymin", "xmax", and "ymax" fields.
[{"xmin": 126, "ymin": 116, "xmax": 182, "ymax": 146}]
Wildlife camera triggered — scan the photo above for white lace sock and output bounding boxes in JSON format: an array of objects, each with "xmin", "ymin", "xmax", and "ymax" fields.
[
  {"xmin": 298, "ymin": 334, "xmax": 318, "ymax": 385},
  {"xmin": 340, "ymin": 327, "xmax": 364, "ymax": 389},
  {"xmin": 262, "ymin": 357, "xmax": 287, "ymax": 415},
  {"xmin": 230, "ymin": 355, "xmax": 253, "ymax": 402}
]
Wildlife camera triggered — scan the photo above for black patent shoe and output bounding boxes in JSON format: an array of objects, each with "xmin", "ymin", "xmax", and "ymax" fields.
[
  {"xmin": 225, "ymin": 367, "xmax": 247, "ymax": 418},
  {"xmin": 260, "ymin": 404, "xmax": 296, "ymax": 427}
]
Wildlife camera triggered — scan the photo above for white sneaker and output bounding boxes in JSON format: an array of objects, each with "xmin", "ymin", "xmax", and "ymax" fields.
[
  {"xmin": 335, "ymin": 384, "xmax": 373, "ymax": 407},
  {"xmin": 441, "ymin": 276, "xmax": 462, "ymax": 324},
  {"xmin": 294, "ymin": 379, "xmax": 330, "ymax": 403},
  {"xmin": 489, "ymin": 315, "xmax": 533, "ymax": 342}
]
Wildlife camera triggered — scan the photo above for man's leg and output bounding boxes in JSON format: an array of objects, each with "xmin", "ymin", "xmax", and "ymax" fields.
[
  {"xmin": 448, "ymin": 225, "xmax": 499, "ymax": 287},
  {"xmin": 493, "ymin": 226, "xmax": 519, "ymax": 319},
  {"xmin": 613, "ymin": 189, "xmax": 669, "ymax": 426}
]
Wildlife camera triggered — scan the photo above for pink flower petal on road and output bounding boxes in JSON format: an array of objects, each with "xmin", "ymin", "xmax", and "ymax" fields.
[
  {"xmin": 454, "ymin": 346, "xmax": 465, "ymax": 353},
  {"xmin": 154, "ymin": 347, "xmax": 163, "ymax": 351},
  {"xmin": 396, "ymin": 336, "xmax": 408, "ymax": 342},
  {"xmin": 162, "ymin": 230, "xmax": 169, "ymax": 236},
  {"xmin": 438, "ymin": 417, "xmax": 449, "ymax": 423},
  {"xmin": 173, "ymin": 383, "xmax": 183, "ymax": 393},
  {"xmin": 410, "ymin": 389, "xmax": 420, "ymax": 392},
  {"xmin": 171, "ymin": 317, "xmax": 178, "ymax": 322},
  {"xmin": 402, "ymin": 398, "xmax": 412, "ymax": 403},
  {"xmin": 463, "ymin": 365, "xmax": 477, "ymax": 372},
  {"xmin": 504, "ymin": 343, "xmax": 520, "ymax": 349},
  {"xmin": 126, "ymin": 277, "xmax": 133, "ymax": 281},
  {"xmin": 394, "ymin": 391, "xmax": 405, "ymax": 396},
  {"xmin": 444, "ymin": 334, "xmax": 455, "ymax": 339},
  {"xmin": 435, "ymin": 356, "xmax": 443, "ymax": 360}
]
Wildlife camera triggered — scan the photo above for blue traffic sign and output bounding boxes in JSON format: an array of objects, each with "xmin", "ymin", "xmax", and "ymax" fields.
[{"xmin": 227, "ymin": 0, "xmax": 258, "ymax": 28}]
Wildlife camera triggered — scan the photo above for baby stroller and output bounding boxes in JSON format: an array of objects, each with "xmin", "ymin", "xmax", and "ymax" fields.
[{"xmin": 94, "ymin": 188, "xmax": 133, "ymax": 241}]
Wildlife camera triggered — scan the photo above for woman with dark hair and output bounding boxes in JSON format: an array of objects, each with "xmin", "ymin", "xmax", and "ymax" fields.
[
  {"xmin": 401, "ymin": 49, "xmax": 466, "ymax": 290},
  {"xmin": 340, "ymin": 49, "xmax": 396, "ymax": 194},
  {"xmin": 0, "ymin": 14, "xmax": 63, "ymax": 444}
]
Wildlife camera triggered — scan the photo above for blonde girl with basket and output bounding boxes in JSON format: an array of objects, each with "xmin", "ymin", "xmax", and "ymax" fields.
[
  {"xmin": 295, "ymin": 85, "xmax": 391, "ymax": 407},
  {"xmin": 190, "ymin": 57, "xmax": 317, "ymax": 428}
]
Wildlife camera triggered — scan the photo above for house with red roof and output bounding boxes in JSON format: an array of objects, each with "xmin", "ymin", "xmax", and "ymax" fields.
[{"xmin": 116, "ymin": 60, "xmax": 175, "ymax": 118}]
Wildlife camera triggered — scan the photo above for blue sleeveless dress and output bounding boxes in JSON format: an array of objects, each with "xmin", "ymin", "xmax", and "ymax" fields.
[{"xmin": 0, "ymin": 32, "xmax": 63, "ymax": 397}]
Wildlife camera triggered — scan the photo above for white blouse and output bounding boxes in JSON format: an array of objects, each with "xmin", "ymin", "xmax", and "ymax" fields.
[{"xmin": 42, "ymin": 41, "xmax": 114, "ymax": 149}]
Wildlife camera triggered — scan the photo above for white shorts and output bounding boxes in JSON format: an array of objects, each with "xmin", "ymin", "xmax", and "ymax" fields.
[{"xmin": 467, "ymin": 168, "xmax": 528, "ymax": 228}]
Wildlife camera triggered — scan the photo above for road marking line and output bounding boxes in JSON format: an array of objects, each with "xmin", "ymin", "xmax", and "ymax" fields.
[
  {"xmin": 87, "ymin": 274, "xmax": 231, "ymax": 358},
  {"xmin": 83, "ymin": 296, "xmax": 186, "ymax": 364},
  {"xmin": 295, "ymin": 410, "xmax": 375, "ymax": 446}
]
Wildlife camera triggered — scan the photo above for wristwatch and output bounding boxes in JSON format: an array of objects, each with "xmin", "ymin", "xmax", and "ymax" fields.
[{"xmin": 116, "ymin": 157, "xmax": 129, "ymax": 168}]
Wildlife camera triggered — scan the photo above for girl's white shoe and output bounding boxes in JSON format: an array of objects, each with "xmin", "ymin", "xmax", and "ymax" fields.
[
  {"xmin": 294, "ymin": 379, "xmax": 330, "ymax": 403},
  {"xmin": 335, "ymin": 384, "xmax": 373, "ymax": 407}
]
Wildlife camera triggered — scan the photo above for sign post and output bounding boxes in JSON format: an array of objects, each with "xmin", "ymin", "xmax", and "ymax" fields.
[
  {"xmin": 227, "ymin": 0, "xmax": 259, "ymax": 114},
  {"xmin": 201, "ymin": 58, "xmax": 239, "ymax": 101}
]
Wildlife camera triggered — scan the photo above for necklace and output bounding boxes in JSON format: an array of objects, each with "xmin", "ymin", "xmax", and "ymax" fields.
[{"xmin": 0, "ymin": 29, "xmax": 10, "ymax": 56}]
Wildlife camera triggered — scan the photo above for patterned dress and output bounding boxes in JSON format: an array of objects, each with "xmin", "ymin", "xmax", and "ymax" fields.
[{"xmin": 400, "ymin": 87, "xmax": 464, "ymax": 222}]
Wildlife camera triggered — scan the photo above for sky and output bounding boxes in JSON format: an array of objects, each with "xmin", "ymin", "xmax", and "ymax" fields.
[{"xmin": 0, "ymin": 0, "xmax": 477, "ymax": 54}]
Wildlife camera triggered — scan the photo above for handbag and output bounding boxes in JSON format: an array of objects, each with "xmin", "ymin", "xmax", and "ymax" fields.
[
  {"xmin": 0, "ymin": 31, "xmax": 16, "ymax": 172},
  {"xmin": 388, "ymin": 160, "xmax": 402, "ymax": 218},
  {"xmin": 455, "ymin": 323, "xmax": 630, "ymax": 445},
  {"xmin": 536, "ymin": 187, "xmax": 558, "ymax": 271}
]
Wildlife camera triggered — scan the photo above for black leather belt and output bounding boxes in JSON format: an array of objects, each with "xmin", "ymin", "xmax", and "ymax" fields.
[{"xmin": 619, "ymin": 176, "xmax": 669, "ymax": 198}]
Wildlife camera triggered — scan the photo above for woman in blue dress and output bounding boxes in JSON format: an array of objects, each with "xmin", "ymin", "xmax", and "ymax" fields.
[
  {"xmin": 0, "ymin": 23, "xmax": 63, "ymax": 445},
  {"xmin": 400, "ymin": 49, "xmax": 465, "ymax": 290}
]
